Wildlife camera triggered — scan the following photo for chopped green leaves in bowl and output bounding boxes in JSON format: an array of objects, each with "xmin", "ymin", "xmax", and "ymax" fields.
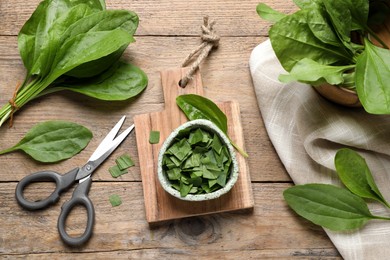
[{"xmin": 158, "ymin": 119, "xmax": 239, "ymax": 201}]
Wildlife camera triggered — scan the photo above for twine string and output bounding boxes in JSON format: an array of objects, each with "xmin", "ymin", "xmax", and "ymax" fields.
[
  {"xmin": 180, "ymin": 16, "xmax": 220, "ymax": 87},
  {"xmin": 8, "ymin": 81, "xmax": 21, "ymax": 128}
]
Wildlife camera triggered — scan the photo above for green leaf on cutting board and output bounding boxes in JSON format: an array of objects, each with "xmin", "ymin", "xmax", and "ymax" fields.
[{"xmin": 176, "ymin": 94, "xmax": 248, "ymax": 157}]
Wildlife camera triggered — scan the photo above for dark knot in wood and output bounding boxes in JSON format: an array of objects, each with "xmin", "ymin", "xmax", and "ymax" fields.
[{"xmin": 174, "ymin": 216, "xmax": 221, "ymax": 245}]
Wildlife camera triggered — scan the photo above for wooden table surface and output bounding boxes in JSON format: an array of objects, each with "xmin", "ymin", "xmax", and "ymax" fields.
[{"xmin": 0, "ymin": 0, "xmax": 341, "ymax": 258}]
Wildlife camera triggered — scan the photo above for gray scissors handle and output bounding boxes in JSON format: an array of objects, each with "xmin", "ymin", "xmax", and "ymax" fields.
[
  {"xmin": 15, "ymin": 168, "xmax": 95, "ymax": 246},
  {"xmin": 15, "ymin": 168, "xmax": 79, "ymax": 210},
  {"xmin": 58, "ymin": 177, "xmax": 94, "ymax": 246}
]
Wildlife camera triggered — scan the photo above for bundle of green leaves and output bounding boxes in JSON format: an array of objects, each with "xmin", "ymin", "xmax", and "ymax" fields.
[
  {"xmin": 257, "ymin": 0, "xmax": 390, "ymax": 114},
  {"xmin": 162, "ymin": 127, "xmax": 233, "ymax": 197},
  {"xmin": 0, "ymin": 0, "xmax": 147, "ymax": 127}
]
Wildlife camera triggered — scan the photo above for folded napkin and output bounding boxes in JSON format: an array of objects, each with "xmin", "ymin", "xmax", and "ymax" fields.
[{"xmin": 249, "ymin": 39, "xmax": 390, "ymax": 260}]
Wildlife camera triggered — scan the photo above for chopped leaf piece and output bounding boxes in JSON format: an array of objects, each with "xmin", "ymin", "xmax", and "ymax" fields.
[
  {"xmin": 167, "ymin": 168, "xmax": 181, "ymax": 180},
  {"xmin": 217, "ymin": 172, "xmax": 228, "ymax": 187},
  {"xmin": 171, "ymin": 183, "xmax": 180, "ymax": 191},
  {"xmin": 168, "ymin": 138, "xmax": 192, "ymax": 161},
  {"xmin": 115, "ymin": 153, "xmax": 134, "ymax": 170},
  {"xmin": 189, "ymin": 186, "xmax": 199, "ymax": 194},
  {"xmin": 169, "ymin": 155, "xmax": 182, "ymax": 167},
  {"xmin": 149, "ymin": 130, "xmax": 160, "ymax": 144},
  {"xmin": 180, "ymin": 182, "xmax": 193, "ymax": 197},
  {"xmin": 212, "ymin": 134, "xmax": 223, "ymax": 154},
  {"xmin": 208, "ymin": 179, "xmax": 218, "ymax": 188},
  {"xmin": 189, "ymin": 128, "xmax": 204, "ymax": 145},
  {"xmin": 202, "ymin": 166, "xmax": 217, "ymax": 179},
  {"xmin": 109, "ymin": 165, "xmax": 127, "ymax": 178},
  {"xmin": 163, "ymin": 156, "xmax": 176, "ymax": 169},
  {"xmin": 189, "ymin": 176, "xmax": 202, "ymax": 187},
  {"xmin": 201, "ymin": 183, "xmax": 211, "ymax": 193},
  {"xmin": 109, "ymin": 194, "xmax": 122, "ymax": 207}
]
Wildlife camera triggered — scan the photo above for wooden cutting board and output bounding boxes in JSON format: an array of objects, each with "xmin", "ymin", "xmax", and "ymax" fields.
[{"xmin": 134, "ymin": 68, "xmax": 254, "ymax": 224}]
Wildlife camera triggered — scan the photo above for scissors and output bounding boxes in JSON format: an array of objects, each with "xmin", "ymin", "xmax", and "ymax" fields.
[{"xmin": 15, "ymin": 116, "xmax": 134, "ymax": 246}]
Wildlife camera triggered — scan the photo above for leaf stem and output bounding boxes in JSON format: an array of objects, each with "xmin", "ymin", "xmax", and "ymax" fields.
[
  {"xmin": 0, "ymin": 147, "xmax": 16, "ymax": 155},
  {"xmin": 364, "ymin": 25, "xmax": 389, "ymax": 49},
  {"xmin": 0, "ymin": 77, "xmax": 47, "ymax": 127},
  {"xmin": 229, "ymin": 138, "xmax": 248, "ymax": 158},
  {"xmin": 373, "ymin": 215, "xmax": 390, "ymax": 221},
  {"xmin": 381, "ymin": 200, "xmax": 390, "ymax": 209}
]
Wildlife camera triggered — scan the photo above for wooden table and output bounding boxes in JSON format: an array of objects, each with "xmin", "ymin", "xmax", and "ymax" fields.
[{"xmin": 0, "ymin": 0, "xmax": 341, "ymax": 258}]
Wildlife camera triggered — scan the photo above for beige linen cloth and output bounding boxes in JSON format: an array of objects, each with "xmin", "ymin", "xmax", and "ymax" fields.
[{"xmin": 249, "ymin": 39, "xmax": 390, "ymax": 259}]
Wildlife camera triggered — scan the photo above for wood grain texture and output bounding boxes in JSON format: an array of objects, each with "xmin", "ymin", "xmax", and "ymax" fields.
[
  {"xmin": 0, "ymin": 0, "xmax": 340, "ymax": 258},
  {"xmin": 0, "ymin": 182, "xmax": 340, "ymax": 258},
  {"xmin": 0, "ymin": 0, "xmax": 298, "ymax": 37},
  {"xmin": 134, "ymin": 68, "xmax": 253, "ymax": 223}
]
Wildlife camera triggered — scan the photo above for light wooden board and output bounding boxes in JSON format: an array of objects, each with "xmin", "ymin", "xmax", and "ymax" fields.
[{"xmin": 134, "ymin": 68, "xmax": 254, "ymax": 224}]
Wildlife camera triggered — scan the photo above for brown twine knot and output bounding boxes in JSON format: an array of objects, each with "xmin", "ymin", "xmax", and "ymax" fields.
[
  {"xmin": 8, "ymin": 81, "xmax": 21, "ymax": 128},
  {"xmin": 180, "ymin": 16, "xmax": 220, "ymax": 88}
]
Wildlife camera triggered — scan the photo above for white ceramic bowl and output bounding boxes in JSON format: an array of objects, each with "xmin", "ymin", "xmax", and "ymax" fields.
[{"xmin": 157, "ymin": 119, "xmax": 239, "ymax": 201}]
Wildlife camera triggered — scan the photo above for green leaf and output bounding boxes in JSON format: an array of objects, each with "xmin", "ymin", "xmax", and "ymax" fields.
[
  {"xmin": 180, "ymin": 182, "xmax": 193, "ymax": 197},
  {"xmin": 188, "ymin": 128, "xmax": 204, "ymax": 145},
  {"xmin": 0, "ymin": 120, "xmax": 92, "ymax": 163},
  {"xmin": 306, "ymin": 6, "xmax": 344, "ymax": 48},
  {"xmin": 176, "ymin": 94, "xmax": 227, "ymax": 133},
  {"xmin": 48, "ymin": 28, "xmax": 134, "ymax": 83},
  {"xmin": 167, "ymin": 138, "xmax": 192, "ymax": 162},
  {"xmin": 355, "ymin": 39, "xmax": 390, "ymax": 114},
  {"xmin": 284, "ymin": 184, "xmax": 377, "ymax": 231},
  {"xmin": 256, "ymin": 3, "xmax": 287, "ymax": 23},
  {"xmin": 212, "ymin": 134, "xmax": 223, "ymax": 155},
  {"xmin": 109, "ymin": 165, "xmax": 127, "ymax": 178},
  {"xmin": 217, "ymin": 172, "xmax": 228, "ymax": 187},
  {"xmin": 322, "ymin": 1, "xmax": 352, "ymax": 44},
  {"xmin": 45, "ymin": 62, "xmax": 147, "ymax": 101},
  {"xmin": 30, "ymin": 4, "xmax": 97, "ymax": 77},
  {"xmin": 109, "ymin": 194, "xmax": 122, "ymax": 207},
  {"xmin": 62, "ymin": 10, "xmax": 139, "ymax": 78},
  {"xmin": 279, "ymin": 58, "xmax": 355, "ymax": 86},
  {"xmin": 115, "ymin": 153, "xmax": 134, "ymax": 170},
  {"xmin": 269, "ymin": 9, "xmax": 352, "ymax": 72},
  {"xmin": 18, "ymin": 0, "xmax": 103, "ymax": 75},
  {"xmin": 339, "ymin": 0, "xmax": 369, "ymax": 30},
  {"xmin": 293, "ymin": 0, "xmax": 321, "ymax": 9},
  {"xmin": 149, "ymin": 130, "xmax": 160, "ymax": 144},
  {"xmin": 167, "ymin": 168, "xmax": 181, "ymax": 181},
  {"xmin": 335, "ymin": 148, "xmax": 390, "ymax": 207}
]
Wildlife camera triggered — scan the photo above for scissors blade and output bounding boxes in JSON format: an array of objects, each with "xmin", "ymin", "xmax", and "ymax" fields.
[
  {"xmin": 88, "ymin": 116, "xmax": 126, "ymax": 162},
  {"xmin": 75, "ymin": 117, "xmax": 134, "ymax": 181},
  {"xmin": 90, "ymin": 123, "xmax": 134, "ymax": 168}
]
